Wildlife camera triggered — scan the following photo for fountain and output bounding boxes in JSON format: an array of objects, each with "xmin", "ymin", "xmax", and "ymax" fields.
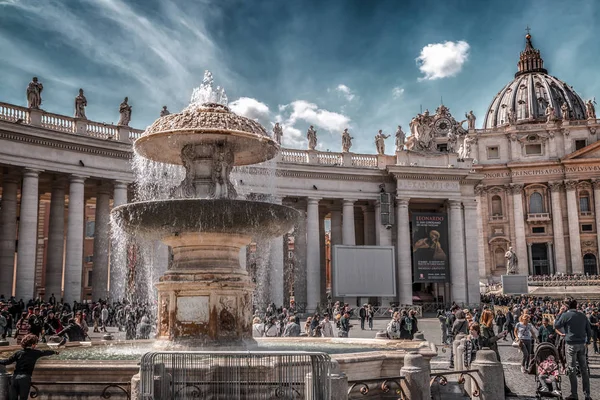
[{"xmin": 112, "ymin": 71, "xmax": 298, "ymax": 345}]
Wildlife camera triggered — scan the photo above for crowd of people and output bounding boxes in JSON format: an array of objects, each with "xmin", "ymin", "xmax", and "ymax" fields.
[{"xmin": 0, "ymin": 294, "xmax": 154, "ymax": 345}]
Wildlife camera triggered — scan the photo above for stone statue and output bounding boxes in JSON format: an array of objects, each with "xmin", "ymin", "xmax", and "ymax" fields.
[
  {"xmin": 117, "ymin": 97, "xmax": 132, "ymax": 126},
  {"xmin": 446, "ymin": 125, "xmax": 458, "ymax": 153},
  {"xmin": 341, "ymin": 128, "xmax": 353, "ymax": 153},
  {"xmin": 395, "ymin": 125, "xmax": 406, "ymax": 151},
  {"xmin": 505, "ymin": 247, "xmax": 518, "ymax": 274},
  {"xmin": 507, "ymin": 108, "xmax": 516, "ymax": 125},
  {"xmin": 160, "ymin": 106, "xmax": 170, "ymax": 117},
  {"xmin": 586, "ymin": 99, "xmax": 596, "ymax": 120},
  {"xmin": 74, "ymin": 88, "xmax": 87, "ymax": 119},
  {"xmin": 374, "ymin": 130, "xmax": 390, "ymax": 155},
  {"xmin": 561, "ymin": 102, "xmax": 569, "ymax": 120},
  {"xmin": 272, "ymin": 122, "xmax": 283, "ymax": 144},
  {"xmin": 465, "ymin": 110, "xmax": 476, "ymax": 130},
  {"xmin": 211, "ymin": 143, "xmax": 236, "ymax": 199},
  {"xmin": 409, "ymin": 114, "xmax": 434, "ymax": 151},
  {"xmin": 26, "ymin": 77, "xmax": 43, "ymax": 109},
  {"xmin": 307, "ymin": 125, "xmax": 317, "ymax": 150},
  {"xmin": 545, "ymin": 104, "xmax": 556, "ymax": 123},
  {"xmin": 458, "ymin": 135, "xmax": 474, "ymax": 160}
]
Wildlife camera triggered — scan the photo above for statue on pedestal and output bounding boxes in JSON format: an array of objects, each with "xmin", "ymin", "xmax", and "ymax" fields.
[
  {"xmin": 160, "ymin": 106, "xmax": 170, "ymax": 117},
  {"xmin": 272, "ymin": 122, "xmax": 283, "ymax": 144},
  {"xmin": 561, "ymin": 102, "xmax": 570, "ymax": 120},
  {"xmin": 341, "ymin": 128, "xmax": 353, "ymax": 153},
  {"xmin": 458, "ymin": 135, "xmax": 474, "ymax": 160},
  {"xmin": 307, "ymin": 125, "xmax": 317, "ymax": 150},
  {"xmin": 375, "ymin": 130, "xmax": 390, "ymax": 155},
  {"xmin": 545, "ymin": 105, "xmax": 556, "ymax": 123},
  {"xmin": 447, "ymin": 125, "xmax": 458, "ymax": 153},
  {"xmin": 26, "ymin": 77, "xmax": 43, "ymax": 109},
  {"xmin": 586, "ymin": 99, "xmax": 596, "ymax": 120},
  {"xmin": 507, "ymin": 108, "xmax": 516, "ymax": 125},
  {"xmin": 395, "ymin": 125, "xmax": 405, "ymax": 151},
  {"xmin": 505, "ymin": 247, "xmax": 518, "ymax": 274},
  {"xmin": 74, "ymin": 88, "xmax": 87, "ymax": 119},
  {"xmin": 117, "ymin": 97, "xmax": 132, "ymax": 126},
  {"xmin": 465, "ymin": 110, "xmax": 476, "ymax": 130}
]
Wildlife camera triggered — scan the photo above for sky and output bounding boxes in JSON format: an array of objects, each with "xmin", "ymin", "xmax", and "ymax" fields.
[{"xmin": 1, "ymin": 0, "xmax": 599, "ymax": 154}]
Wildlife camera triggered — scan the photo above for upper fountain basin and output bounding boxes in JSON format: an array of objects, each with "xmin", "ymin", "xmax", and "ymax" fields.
[
  {"xmin": 135, "ymin": 103, "xmax": 278, "ymax": 166},
  {"xmin": 111, "ymin": 199, "xmax": 299, "ymax": 239}
]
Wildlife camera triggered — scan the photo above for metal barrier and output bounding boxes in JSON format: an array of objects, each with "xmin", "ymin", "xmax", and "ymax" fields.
[
  {"xmin": 139, "ymin": 351, "xmax": 332, "ymax": 400},
  {"xmin": 347, "ymin": 376, "xmax": 406, "ymax": 399}
]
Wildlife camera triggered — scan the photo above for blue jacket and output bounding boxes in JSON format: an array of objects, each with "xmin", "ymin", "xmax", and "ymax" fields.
[{"xmin": 554, "ymin": 309, "xmax": 592, "ymax": 345}]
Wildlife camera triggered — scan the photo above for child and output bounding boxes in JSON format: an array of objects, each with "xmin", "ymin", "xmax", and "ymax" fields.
[{"xmin": 537, "ymin": 355, "xmax": 561, "ymax": 397}]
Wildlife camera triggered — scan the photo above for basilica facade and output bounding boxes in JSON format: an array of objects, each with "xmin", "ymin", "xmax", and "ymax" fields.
[{"xmin": 0, "ymin": 33, "xmax": 598, "ymax": 311}]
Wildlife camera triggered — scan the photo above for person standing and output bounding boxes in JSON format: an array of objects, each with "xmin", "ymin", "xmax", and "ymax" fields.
[
  {"xmin": 387, "ymin": 312, "xmax": 402, "ymax": 339},
  {"xmin": 589, "ymin": 309, "xmax": 599, "ymax": 354},
  {"xmin": 0, "ymin": 334, "xmax": 59, "ymax": 399},
  {"xmin": 359, "ymin": 305, "xmax": 367, "ymax": 330},
  {"xmin": 100, "ymin": 304, "xmax": 109, "ymax": 333},
  {"xmin": 504, "ymin": 308, "xmax": 516, "ymax": 341},
  {"xmin": 514, "ymin": 314, "xmax": 535, "ymax": 374},
  {"xmin": 367, "ymin": 304, "xmax": 375, "ymax": 330},
  {"xmin": 319, "ymin": 314, "xmax": 334, "ymax": 337},
  {"xmin": 283, "ymin": 316, "xmax": 300, "ymax": 337},
  {"xmin": 339, "ymin": 312, "xmax": 351, "ymax": 337},
  {"xmin": 554, "ymin": 299, "xmax": 592, "ymax": 400}
]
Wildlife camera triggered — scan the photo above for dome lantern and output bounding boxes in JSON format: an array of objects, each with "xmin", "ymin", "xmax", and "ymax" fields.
[{"xmin": 516, "ymin": 32, "xmax": 547, "ymax": 77}]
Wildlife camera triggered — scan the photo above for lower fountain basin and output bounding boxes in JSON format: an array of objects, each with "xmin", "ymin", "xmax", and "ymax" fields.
[{"xmin": 112, "ymin": 198, "xmax": 299, "ymax": 239}]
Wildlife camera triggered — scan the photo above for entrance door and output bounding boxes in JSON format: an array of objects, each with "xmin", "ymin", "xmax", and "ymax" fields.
[
  {"xmin": 584, "ymin": 254, "xmax": 598, "ymax": 275},
  {"xmin": 531, "ymin": 243, "xmax": 549, "ymax": 275}
]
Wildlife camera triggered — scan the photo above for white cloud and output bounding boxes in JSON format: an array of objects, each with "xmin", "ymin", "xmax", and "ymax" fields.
[
  {"xmin": 280, "ymin": 125, "xmax": 305, "ymax": 148},
  {"xmin": 392, "ymin": 87, "xmax": 404, "ymax": 99},
  {"xmin": 335, "ymin": 84, "xmax": 355, "ymax": 101},
  {"xmin": 283, "ymin": 100, "xmax": 350, "ymax": 133},
  {"xmin": 416, "ymin": 40, "xmax": 470, "ymax": 81},
  {"xmin": 229, "ymin": 97, "xmax": 270, "ymax": 121}
]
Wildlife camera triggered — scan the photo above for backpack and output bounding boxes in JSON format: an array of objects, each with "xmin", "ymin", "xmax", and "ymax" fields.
[
  {"xmin": 404, "ymin": 317, "xmax": 413, "ymax": 332},
  {"xmin": 445, "ymin": 312, "xmax": 454, "ymax": 329}
]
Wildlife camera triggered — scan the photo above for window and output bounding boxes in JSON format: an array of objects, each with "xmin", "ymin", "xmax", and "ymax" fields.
[
  {"xmin": 85, "ymin": 220, "xmax": 95, "ymax": 238},
  {"xmin": 85, "ymin": 255, "xmax": 94, "ymax": 263},
  {"xmin": 491, "ymin": 195, "xmax": 503, "ymax": 216},
  {"xmin": 437, "ymin": 144, "xmax": 448, "ymax": 152},
  {"xmin": 525, "ymin": 144, "xmax": 542, "ymax": 155},
  {"xmin": 581, "ymin": 224, "xmax": 593, "ymax": 232},
  {"xmin": 529, "ymin": 192, "xmax": 544, "ymax": 214},
  {"xmin": 580, "ymin": 192, "xmax": 591, "ymax": 213},
  {"xmin": 532, "ymin": 227, "xmax": 545, "ymax": 234},
  {"xmin": 487, "ymin": 146, "xmax": 499, "ymax": 159},
  {"xmin": 575, "ymin": 140, "xmax": 587, "ymax": 151},
  {"xmin": 86, "ymin": 270, "xmax": 93, "ymax": 287}
]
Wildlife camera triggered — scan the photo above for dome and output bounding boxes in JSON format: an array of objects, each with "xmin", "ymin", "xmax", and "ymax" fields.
[{"xmin": 483, "ymin": 33, "xmax": 586, "ymax": 129}]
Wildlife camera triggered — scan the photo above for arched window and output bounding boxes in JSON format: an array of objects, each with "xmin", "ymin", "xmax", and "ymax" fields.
[
  {"xmin": 583, "ymin": 254, "xmax": 597, "ymax": 275},
  {"xmin": 529, "ymin": 192, "xmax": 544, "ymax": 214},
  {"xmin": 494, "ymin": 248, "xmax": 505, "ymax": 269},
  {"xmin": 579, "ymin": 191, "xmax": 591, "ymax": 213},
  {"xmin": 491, "ymin": 195, "xmax": 503, "ymax": 216}
]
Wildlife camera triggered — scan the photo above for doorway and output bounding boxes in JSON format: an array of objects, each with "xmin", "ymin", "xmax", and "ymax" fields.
[
  {"xmin": 584, "ymin": 253, "xmax": 598, "ymax": 275},
  {"xmin": 531, "ymin": 243, "xmax": 549, "ymax": 275}
]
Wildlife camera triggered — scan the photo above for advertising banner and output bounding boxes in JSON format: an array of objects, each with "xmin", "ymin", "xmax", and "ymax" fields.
[{"xmin": 411, "ymin": 212, "xmax": 449, "ymax": 282}]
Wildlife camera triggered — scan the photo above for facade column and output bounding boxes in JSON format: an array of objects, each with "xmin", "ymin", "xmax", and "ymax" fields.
[
  {"xmin": 269, "ymin": 197, "xmax": 285, "ymax": 307},
  {"xmin": 109, "ymin": 181, "xmax": 129, "ymax": 301},
  {"xmin": 564, "ymin": 180, "xmax": 583, "ymax": 274},
  {"xmin": 330, "ymin": 204, "xmax": 342, "ymax": 247},
  {"xmin": 0, "ymin": 173, "xmax": 19, "ymax": 298},
  {"xmin": 342, "ymin": 200, "xmax": 356, "ymax": 245},
  {"xmin": 363, "ymin": 204, "xmax": 376, "ymax": 245},
  {"xmin": 549, "ymin": 182, "xmax": 567, "ymax": 274},
  {"xmin": 474, "ymin": 185, "xmax": 488, "ymax": 280},
  {"xmin": 306, "ymin": 197, "xmax": 321, "ymax": 313},
  {"xmin": 294, "ymin": 209, "xmax": 307, "ymax": 308},
  {"xmin": 527, "ymin": 243, "xmax": 533, "ymax": 275},
  {"xmin": 463, "ymin": 200, "xmax": 480, "ymax": 305},
  {"xmin": 375, "ymin": 200, "xmax": 392, "ymax": 246},
  {"xmin": 448, "ymin": 200, "xmax": 467, "ymax": 304},
  {"xmin": 396, "ymin": 198, "xmax": 412, "ymax": 305},
  {"xmin": 64, "ymin": 175, "xmax": 86, "ymax": 304},
  {"xmin": 45, "ymin": 176, "xmax": 66, "ymax": 301},
  {"xmin": 92, "ymin": 184, "xmax": 111, "ymax": 301},
  {"xmin": 547, "ymin": 242, "xmax": 554, "ymax": 275},
  {"xmin": 319, "ymin": 210, "xmax": 327, "ymax": 300},
  {"xmin": 592, "ymin": 179, "xmax": 600, "ymax": 267},
  {"xmin": 15, "ymin": 169, "xmax": 40, "ymax": 301},
  {"xmin": 509, "ymin": 184, "xmax": 528, "ymax": 275}
]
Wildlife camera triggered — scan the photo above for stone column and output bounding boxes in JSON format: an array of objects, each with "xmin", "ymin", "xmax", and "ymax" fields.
[
  {"xmin": 294, "ymin": 210, "xmax": 307, "ymax": 308},
  {"xmin": 0, "ymin": 173, "xmax": 19, "ymax": 298},
  {"xmin": 474, "ymin": 185, "xmax": 488, "ymax": 280},
  {"xmin": 527, "ymin": 243, "xmax": 533, "ymax": 275},
  {"xmin": 593, "ymin": 179, "xmax": 600, "ymax": 264},
  {"xmin": 363, "ymin": 204, "xmax": 376, "ymax": 245},
  {"xmin": 269, "ymin": 198, "xmax": 285, "ymax": 307},
  {"xmin": 565, "ymin": 180, "xmax": 583, "ymax": 274},
  {"xmin": 330, "ymin": 204, "xmax": 342, "ymax": 247},
  {"xmin": 64, "ymin": 175, "xmax": 86, "ymax": 304},
  {"xmin": 92, "ymin": 184, "xmax": 111, "ymax": 302},
  {"xmin": 15, "ymin": 169, "xmax": 40, "ymax": 301},
  {"xmin": 547, "ymin": 242, "xmax": 554, "ymax": 275},
  {"xmin": 306, "ymin": 197, "xmax": 321, "ymax": 313},
  {"xmin": 396, "ymin": 198, "xmax": 412, "ymax": 305},
  {"xmin": 112, "ymin": 181, "xmax": 128, "ymax": 207},
  {"xmin": 549, "ymin": 182, "xmax": 567, "ymax": 274},
  {"xmin": 448, "ymin": 200, "xmax": 467, "ymax": 304},
  {"xmin": 319, "ymin": 210, "xmax": 327, "ymax": 300},
  {"xmin": 400, "ymin": 353, "xmax": 431, "ymax": 400},
  {"xmin": 109, "ymin": 181, "xmax": 129, "ymax": 301},
  {"xmin": 509, "ymin": 184, "xmax": 528, "ymax": 275},
  {"xmin": 463, "ymin": 200, "xmax": 480, "ymax": 305},
  {"xmin": 342, "ymin": 199, "xmax": 356, "ymax": 245},
  {"xmin": 45, "ymin": 177, "xmax": 67, "ymax": 301},
  {"xmin": 470, "ymin": 348, "xmax": 505, "ymax": 400}
]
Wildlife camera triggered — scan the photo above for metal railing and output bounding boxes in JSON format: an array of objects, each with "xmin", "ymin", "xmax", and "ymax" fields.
[
  {"xmin": 139, "ymin": 351, "xmax": 332, "ymax": 400},
  {"xmin": 29, "ymin": 381, "xmax": 131, "ymax": 399},
  {"xmin": 348, "ymin": 376, "xmax": 406, "ymax": 399},
  {"xmin": 430, "ymin": 370, "xmax": 481, "ymax": 400}
]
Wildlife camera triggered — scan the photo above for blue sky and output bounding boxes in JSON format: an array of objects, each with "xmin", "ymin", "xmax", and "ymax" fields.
[{"xmin": 1, "ymin": 0, "xmax": 599, "ymax": 153}]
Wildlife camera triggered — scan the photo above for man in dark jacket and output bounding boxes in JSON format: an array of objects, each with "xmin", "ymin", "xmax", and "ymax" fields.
[
  {"xmin": 589, "ymin": 309, "xmax": 599, "ymax": 354},
  {"xmin": 554, "ymin": 299, "xmax": 592, "ymax": 400},
  {"xmin": 359, "ymin": 305, "xmax": 367, "ymax": 330}
]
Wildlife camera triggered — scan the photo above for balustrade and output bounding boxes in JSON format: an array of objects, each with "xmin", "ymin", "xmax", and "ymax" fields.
[
  {"xmin": 41, "ymin": 113, "xmax": 75, "ymax": 133},
  {"xmin": 280, "ymin": 149, "xmax": 309, "ymax": 164},
  {"xmin": 86, "ymin": 122, "xmax": 118, "ymax": 140},
  {"xmin": 316, "ymin": 152, "xmax": 343, "ymax": 165},
  {"xmin": 129, "ymin": 129, "xmax": 144, "ymax": 142},
  {"xmin": 0, "ymin": 102, "xmax": 30, "ymax": 123},
  {"xmin": 351, "ymin": 154, "xmax": 378, "ymax": 168}
]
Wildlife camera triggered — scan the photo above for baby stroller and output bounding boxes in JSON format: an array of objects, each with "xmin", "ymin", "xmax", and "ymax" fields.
[{"xmin": 534, "ymin": 342, "xmax": 564, "ymax": 399}]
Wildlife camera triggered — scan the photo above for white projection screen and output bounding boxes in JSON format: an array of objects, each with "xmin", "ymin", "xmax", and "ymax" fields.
[{"xmin": 332, "ymin": 245, "xmax": 396, "ymax": 297}]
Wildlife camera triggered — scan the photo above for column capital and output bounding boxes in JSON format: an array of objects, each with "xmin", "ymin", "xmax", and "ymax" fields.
[
  {"xmin": 462, "ymin": 199, "xmax": 478, "ymax": 210},
  {"xmin": 591, "ymin": 178, "xmax": 600, "ymax": 190},
  {"xmin": 447, "ymin": 199, "xmax": 462, "ymax": 209},
  {"xmin": 548, "ymin": 181, "xmax": 565, "ymax": 192},
  {"xmin": 474, "ymin": 184, "xmax": 487, "ymax": 196},
  {"xmin": 23, "ymin": 168, "xmax": 42, "ymax": 178},
  {"xmin": 563, "ymin": 179, "xmax": 578, "ymax": 191},
  {"xmin": 342, "ymin": 199, "xmax": 357, "ymax": 205},
  {"xmin": 307, "ymin": 197, "xmax": 321, "ymax": 205},
  {"xmin": 113, "ymin": 181, "xmax": 130, "ymax": 190},
  {"xmin": 96, "ymin": 181, "xmax": 112, "ymax": 195},
  {"xmin": 69, "ymin": 175, "xmax": 87, "ymax": 184},
  {"xmin": 395, "ymin": 197, "xmax": 410, "ymax": 207},
  {"xmin": 508, "ymin": 183, "xmax": 524, "ymax": 195}
]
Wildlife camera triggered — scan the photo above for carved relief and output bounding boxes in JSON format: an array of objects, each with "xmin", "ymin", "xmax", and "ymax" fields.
[
  {"xmin": 159, "ymin": 297, "xmax": 170, "ymax": 337},
  {"xmin": 509, "ymin": 184, "xmax": 524, "ymax": 195},
  {"xmin": 564, "ymin": 180, "xmax": 579, "ymax": 191},
  {"xmin": 592, "ymin": 179, "xmax": 600, "ymax": 189},
  {"xmin": 548, "ymin": 181, "xmax": 564, "ymax": 192}
]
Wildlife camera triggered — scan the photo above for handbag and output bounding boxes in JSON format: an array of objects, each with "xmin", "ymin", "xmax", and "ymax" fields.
[{"xmin": 511, "ymin": 338, "xmax": 520, "ymax": 348}]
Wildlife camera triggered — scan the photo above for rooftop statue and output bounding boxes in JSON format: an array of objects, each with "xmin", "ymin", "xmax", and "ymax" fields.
[
  {"xmin": 341, "ymin": 128, "xmax": 353, "ymax": 153},
  {"xmin": 560, "ymin": 102, "xmax": 570, "ymax": 120},
  {"xmin": 160, "ymin": 106, "xmax": 170, "ymax": 117},
  {"xmin": 117, "ymin": 97, "xmax": 132, "ymax": 126},
  {"xmin": 272, "ymin": 122, "xmax": 283, "ymax": 144},
  {"xmin": 395, "ymin": 125, "xmax": 406, "ymax": 151},
  {"xmin": 375, "ymin": 129, "xmax": 390, "ymax": 155},
  {"xmin": 545, "ymin": 104, "xmax": 556, "ymax": 123},
  {"xmin": 74, "ymin": 88, "xmax": 87, "ymax": 119},
  {"xmin": 458, "ymin": 135, "xmax": 474, "ymax": 160},
  {"xmin": 409, "ymin": 113, "xmax": 434, "ymax": 151},
  {"xmin": 307, "ymin": 125, "xmax": 317, "ymax": 150},
  {"xmin": 466, "ymin": 110, "xmax": 476, "ymax": 130},
  {"xmin": 587, "ymin": 99, "xmax": 596, "ymax": 120},
  {"xmin": 446, "ymin": 125, "xmax": 458, "ymax": 153},
  {"xmin": 26, "ymin": 77, "xmax": 43, "ymax": 109},
  {"xmin": 507, "ymin": 108, "xmax": 516, "ymax": 125}
]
